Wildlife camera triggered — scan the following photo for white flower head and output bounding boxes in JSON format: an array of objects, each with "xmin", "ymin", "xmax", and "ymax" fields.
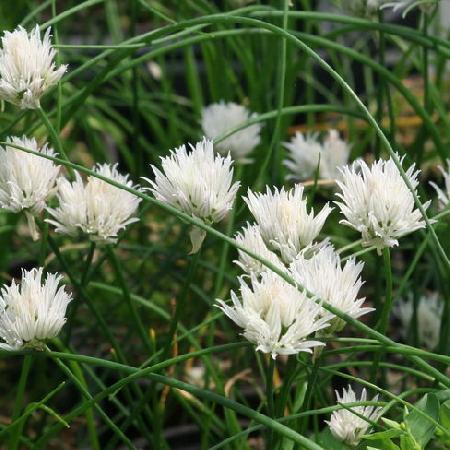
[
  {"xmin": 283, "ymin": 130, "xmax": 350, "ymax": 182},
  {"xmin": 395, "ymin": 293, "xmax": 443, "ymax": 350},
  {"xmin": 381, "ymin": 0, "xmax": 437, "ymax": 17},
  {"xmin": 244, "ymin": 185, "xmax": 332, "ymax": 263},
  {"xmin": 0, "ymin": 136, "xmax": 60, "ymax": 239},
  {"xmin": 234, "ymin": 224, "xmax": 284, "ymax": 275},
  {"xmin": 283, "ymin": 132, "xmax": 322, "ymax": 180},
  {"xmin": 430, "ymin": 159, "xmax": 450, "ymax": 210},
  {"xmin": 0, "ymin": 25, "xmax": 67, "ymax": 109},
  {"xmin": 216, "ymin": 271, "xmax": 331, "ymax": 359},
  {"xmin": 290, "ymin": 245, "xmax": 372, "ymax": 330},
  {"xmin": 326, "ymin": 385, "xmax": 382, "ymax": 446},
  {"xmin": 201, "ymin": 101, "xmax": 261, "ymax": 163},
  {"xmin": 0, "ymin": 268, "xmax": 72, "ymax": 351},
  {"xmin": 335, "ymin": 155, "xmax": 429, "ymax": 252},
  {"xmin": 47, "ymin": 164, "xmax": 141, "ymax": 243},
  {"xmin": 320, "ymin": 130, "xmax": 351, "ymax": 180},
  {"xmin": 144, "ymin": 138, "xmax": 240, "ymax": 252}
]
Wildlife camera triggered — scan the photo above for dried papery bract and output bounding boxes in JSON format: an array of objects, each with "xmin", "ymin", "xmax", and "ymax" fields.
[
  {"xmin": 326, "ymin": 385, "xmax": 382, "ymax": 447},
  {"xmin": 144, "ymin": 138, "xmax": 240, "ymax": 253},
  {"xmin": 201, "ymin": 101, "xmax": 261, "ymax": 163},
  {"xmin": 47, "ymin": 164, "xmax": 141, "ymax": 243},
  {"xmin": 216, "ymin": 271, "xmax": 332, "ymax": 359},
  {"xmin": 335, "ymin": 155, "xmax": 429, "ymax": 253},
  {"xmin": 290, "ymin": 245, "xmax": 372, "ymax": 332},
  {"xmin": 430, "ymin": 159, "xmax": 450, "ymax": 210},
  {"xmin": 244, "ymin": 185, "xmax": 332, "ymax": 263},
  {"xmin": 0, "ymin": 136, "xmax": 60, "ymax": 240},
  {"xmin": 234, "ymin": 224, "xmax": 284, "ymax": 275},
  {"xmin": 0, "ymin": 25, "xmax": 67, "ymax": 109},
  {"xmin": 0, "ymin": 268, "xmax": 72, "ymax": 351}
]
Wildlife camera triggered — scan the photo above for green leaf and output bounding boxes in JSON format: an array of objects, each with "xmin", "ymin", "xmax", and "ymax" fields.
[
  {"xmin": 439, "ymin": 399, "xmax": 450, "ymax": 430},
  {"xmin": 435, "ymin": 390, "xmax": 450, "ymax": 403},
  {"xmin": 404, "ymin": 393, "xmax": 439, "ymax": 448},
  {"xmin": 363, "ymin": 429, "xmax": 403, "ymax": 440},
  {"xmin": 399, "ymin": 434, "xmax": 419, "ymax": 450},
  {"xmin": 366, "ymin": 439, "xmax": 400, "ymax": 450},
  {"xmin": 317, "ymin": 428, "xmax": 348, "ymax": 450}
]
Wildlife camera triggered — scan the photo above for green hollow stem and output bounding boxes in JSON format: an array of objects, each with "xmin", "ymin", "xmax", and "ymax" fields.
[
  {"xmin": 266, "ymin": 357, "xmax": 276, "ymax": 448},
  {"xmin": 9, "ymin": 354, "xmax": 33, "ymax": 450},
  {"xmin": 107, "ymin": 246, "xmax": 153, "ymax": 354},
  {"xmin": 378, "ymin": 247, "xmax": 393, "ymax": 335},
  {"xmin": 39, "ymin": 343, "xmax": 323, "ymax": 450},
  {"xmin": 375, "ymin": 9, "xmax": 385, "ymax": 158},
  {"xmin": 65, "ymin": 241, "xmax": 96, "ymax": 344},
  {"xmin": 160, "ymin": 249, "xmax": 201, "ymax": 362},
  {"xmin": 52, "ymin": 355, "xmax": 133, "ymax": 450},
  {"xmin": 36, "ymin": 107, "xmax": 74, "ymax": 179},
  {"xmin": 372, "ymin": 247, "xmax": 393, "ymax": 384}
]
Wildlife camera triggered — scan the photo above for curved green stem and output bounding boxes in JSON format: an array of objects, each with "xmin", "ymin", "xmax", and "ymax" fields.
[{"xmin": 9, "ymin": 354, "xmax": 33, "ymax": 450}]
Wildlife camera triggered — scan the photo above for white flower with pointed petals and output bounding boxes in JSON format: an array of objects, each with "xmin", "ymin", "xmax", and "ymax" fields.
[
  {"xmin": 290, "ymin": 245, "xmax": 371, "ymax": 330},
  {"xmin": 430, "ymin": 159, "xmax": 450, "ymax": 210},
  {"xmin": 395, "ymin": 293, "xmax": 443, "ymax": 350},
  {"xmin": 283, "ymin": 132, "xmax": 322, "ymax": 180},
  {"xmin": 0, "ymin": 25, "xmax": 67, "ymax": 109},
  {"xmin": 234, "ymin": 224, "xmax": 284, "ymax": 275},
  {"xmin": 0, "ymin": 268, "xmax": 72, "ymax": 351},
  {"xmin": 244, "ymin": 185, "xmax": 332, "ymax": 263},
  {"xmin": 326, "ymin": 385, "xmax": 382, "ymax": 447},
  {"xmin": 144, "ymin": 138, "xmax": 240, "ymax": 252},
  {"xmin": 320, "ymin": 130, "xmax": 351, "ymax": 180},
  {"xmin": 216, "ymin": 272, "xmax": 331, "ymax": 359},
  {"xmin": 201, "ymin": 102, "xmax": 261, "ymax": 163},
  {"xmin": 335, "ymin": 156, "xmax": 429, "ymax": 252},
  {"xmin": 0, "ymin": 136, "xmax": 60, "ymax": 239},
  {"xmin": 47, "ymin": 164, "xmax": 141, "ymax": 243},
  {"xmin": 283, "ymin": 130, "xmax": 350, "ymax": 181}
]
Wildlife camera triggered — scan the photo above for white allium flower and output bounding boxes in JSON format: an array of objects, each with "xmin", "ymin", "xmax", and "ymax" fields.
[
  {"xmin": 381, "ymin": 0, "xmax": 437, "ymax": 17},
  {"xmin": 395, "ymin": 293, "xmax": 443, "ymax": 350},
  {"xmin": 201, "ymin": 102, "xmax": 261, "ymax": 163},
  {"xmin": 0, "ymin": 268, "xmax": 72, "ymax": 351},
  {"xmin": 430, "ymin": 159, "xmax": 450, "ymax": 210},
  {"xmin": 144, "ymin": 138, "xmax": 240, "ymax": 252},
  {"xmin": 47, "ymin": 164, "xmax": 141, "ymax": 243},
  {"xmin": 335, "ymin": 156, "xmax": 429, "ymax": 252},
  {"xmin": 320, "ymin": 130, "xmax": 351, "ymax": 180},
  {"xmin": 234, "ymin": 224, "xmax": 284, "ymax": 275},
  {"xmin": 244, "ymin": 185, "xmax": 332, "ymax": 263},
  {"xmin": 216, "ymin": 271, "xmax": 331, "ymax": 359},
  {"xmin": 283, "ymin": 132, "xmax": 322, "ymax": 180},
  {"xmin": 0, "ymin": 25, "xmax": 67, "ymax": 109},
  {"xmin": 0, "ymin": 136, "xmax": 60, "ymax": 240},
  {"xmin": 290, "ymin": 245, "xmax": 372, "ymax": 330},
  {"xmin": 283, "ymin": 130, "xmax": 350, "ymax": 181},
  {"xmin": 326, "ymin": 385, "xmax": 382, "ymax": 447}
]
